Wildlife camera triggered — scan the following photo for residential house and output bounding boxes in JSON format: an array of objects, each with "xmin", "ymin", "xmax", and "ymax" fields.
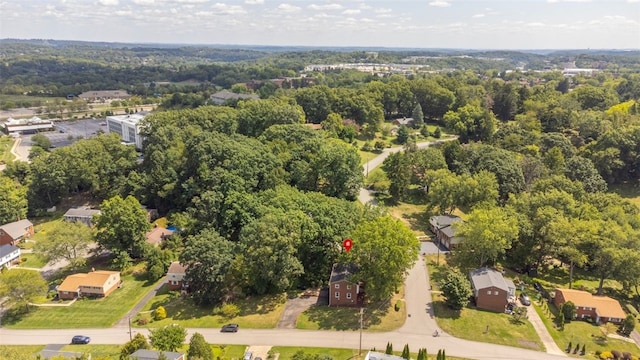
[
  {"xmin": 392, "ymin": 117, "xmax": 414, "ymax": 126},
  {"xmin": 145, "ymin": 226, "xmax": 174, "ymax": 246},
  {"xmin": 469, "ymin": 267, "xmax": 516, "ymax": 313},
  {"xmin": 328, "ymin": 263, "xmax": 364, "ymax": 307},
  {"xmin": 0, "ymin": 244, "xmax": 21, "ymax": 268},
  {"xmin": 0, "ymin": 219, "xmax": 34, "ymax": 246},
  {"xmin": 554, "ymin": 288, "xmax": 626, "ymax": 324},
  {"xmin": 364, "ymin": 351, "xmax": 405, "ymax": 360},
  {"xmin": 429, "ymin": 215, "xmax": 463, "ymax": 250},
  {"xmin": 130, "ymin": 349, "xmax": 184, "ymax": 360},
  {"xmin": 57, "ymin": 270, "xmax": 121, "ymax": 300},
  {"xmin": 210, "ymin": 90, "xmax": 259, "ymax": 105},
  {"xmin": 63, "ymin": 207, "xmax": 101, "ymax": 227},
  {"xmin": 78, "ymin": 90, "xmax": 131, "ymax": 102},
  {"xmin": 167, "ymin": 261, "xmax": 187, "ymax": 291}
]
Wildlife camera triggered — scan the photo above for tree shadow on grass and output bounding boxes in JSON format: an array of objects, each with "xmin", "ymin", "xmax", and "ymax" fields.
[
  {"xmin": 430, "ymin": 300, "xmax": 462, "ymax": 320},
  {"xmin": 302, "ymin": 305, "xmax": 361, "ymax": 330},
  {"xmin": 237, "ymin": 294, "xmax": 285, "ymax": 315}
]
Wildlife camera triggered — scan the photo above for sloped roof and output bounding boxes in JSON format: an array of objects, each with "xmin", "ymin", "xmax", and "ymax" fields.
[
  {"xmin": 64, "ymin": 207, "xmax": 101, "ymax": 218},
  {"xmin": 469, "ymin": 267, "xmax": 513, "ymax": 292},
  {"xmin": 330, "ymin": 263, "xmax": 358, "ymax": 283},
  {"xmin": 146, "ymin": 227, "xmax": 174, "ymax": 245},
  {"xmin": 167, "ymin": 261, "xmax": 187, "ymax": 275},
  {"xmin": 556, "ymin": 288, "xmax": 626, "ymax": 319},
  {"xmin": 0, "ymin": 244, "xmax": 20, "ymax": 258},
  {"xmin": 429, "ymin": 215, "xmax": 461, "ymax": 228},
  {"xmin": 130, "ymin": 349, "xmax": 183, "ymax": 360},
  {"xmin": 0, "ymin": 219, "xmax": 33, "ymax": 239},
  {"xmin": 58, "ymin": 271, "xmax": 119, "ymax": 292},
  {"xmin": 365, "ymin": 351, "xmax": 405, "ymax": 360}
]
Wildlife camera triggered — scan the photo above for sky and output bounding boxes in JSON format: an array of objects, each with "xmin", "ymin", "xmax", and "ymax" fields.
[{"xmin": 1, "ymin": 0, "xmax": 639, "ymax": 49}]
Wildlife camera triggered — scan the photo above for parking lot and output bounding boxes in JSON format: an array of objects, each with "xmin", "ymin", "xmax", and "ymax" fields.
[{"xmin": 21, "ymin": 118, "xmax": 107, "ymax": 148}]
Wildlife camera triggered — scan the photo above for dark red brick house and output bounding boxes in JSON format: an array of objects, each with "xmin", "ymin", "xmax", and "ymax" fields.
[
  {"xmin": 328, "ymin": 264, "xmax": 364, "ymax": 307},
  {"xmin": 0, "ymin": 219, "xmax": 34, "ymax": 246},
  {"xmin": 469, "ymin": 267, "xmax": 516, "ymax": 312}
]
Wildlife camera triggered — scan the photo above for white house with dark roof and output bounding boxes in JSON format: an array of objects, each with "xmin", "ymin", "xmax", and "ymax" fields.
[
  {"xmin": 429, "ymin": 215, "xmax": 463, "ymax": 250},
  {"xmin": 167, "ymin": 261, "xmax": 188, "ymax": 291},
  {"xmin": 64, "ymin": 207, "xmax": 102, "ymax": 227},
  {"xmin": 0, "ymin": 244, "xmax": 21, "ymax": 268},
  {"xmin": 469, "ymin": 267, "xmax": 516, "ymax": 312}
]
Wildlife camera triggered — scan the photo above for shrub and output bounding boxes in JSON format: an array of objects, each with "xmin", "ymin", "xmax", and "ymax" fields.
[
  {"xmin": 137, "ymin": 316, "xmax": 150, "ymax": 325},
  {"xmin": 221, "ymin": 303, "xmax": 240, "ymax": 318},
  {"xmin": 394, "ymin": 300, "xmax": 402, "ymax": 312},
  {"xmin": 611, "ymin": 350, "xmax": 621, "ymax": 359},
  {"xmin": 154, "ymin": 306, "xmax": 167, "ymax": 321},
  {"xmin": 600, "ymin": 351, "xmax": 613, "ymax": 360}
]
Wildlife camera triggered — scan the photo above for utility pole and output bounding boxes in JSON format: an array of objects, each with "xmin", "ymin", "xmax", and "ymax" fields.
[
  {"xmin": 128, "ymin": 316, "xmax": 132, "ymax": 341},
  {"xmin": 359, "ymin": 308, "xmax": 363, "ymax": 355}
]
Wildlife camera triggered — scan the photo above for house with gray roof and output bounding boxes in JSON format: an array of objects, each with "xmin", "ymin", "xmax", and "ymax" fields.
[
  {"xmin": 429, "ymin": 215, "xmax": 463, "ymax": 250},
  {"xmin": 0, "ymin": 219, "xmax": 34, "ymax": 246},
  {"xmin": 469, "ymin": 267, "xmax": 516, "ymax": 312},
  {"xmin": 64, "ymin": 207, "xmax": 101, "ymax": 227},
  {"xmin": 364, "ymin": 351, "xmax": 405, "ymax": 360},
  {"xmin": 210, "ymin": 90, "xmax": 259, "ymax": 105},
  {"xmin": 0, "ymin": 244, "xmax": 20, "ymax": 268},
  {"xmin": 329, "ymin": 263, "xmax": 363, "ymax": 307},
  {"xmin": 130, "ymin": 349, "xmax": 184, "ymax": 360}
]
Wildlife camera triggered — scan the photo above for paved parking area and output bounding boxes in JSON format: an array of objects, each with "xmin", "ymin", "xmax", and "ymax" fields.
[{"xmin": 21, "ymin": 118, "xmax": 106, "ymax": 148}]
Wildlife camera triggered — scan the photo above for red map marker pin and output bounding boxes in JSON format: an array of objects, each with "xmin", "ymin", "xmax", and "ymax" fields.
[{"xmin": 343, "ymin": 238, "xmax": 353, "ymax": 252}]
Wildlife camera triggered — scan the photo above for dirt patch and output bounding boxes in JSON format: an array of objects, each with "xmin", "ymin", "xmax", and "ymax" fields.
[{"xmin": 518, "ymin": 339, "xmax": 541, "ymax": 349}]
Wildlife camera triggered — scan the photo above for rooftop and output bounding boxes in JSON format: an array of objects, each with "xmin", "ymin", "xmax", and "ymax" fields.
[
  {"xmin": 0, "ymin": 219, "xmax": 33, "ymax": 239},
  {"xmin": 469, "ymin": 267, "xmax": 514, "ymax": 293},
  {"xmin": 0, "ymin": 244, "xmax": 20, "ymax": 258},
  {"xmin": 64, "ymin": 207, "xmax": 101, "ymax": 218},
  {"xmin": 57, "ymin": 270, "xmax": 120, "ymax": 292},
  {"xmin": 167, "ymin": 261, "xmax": 187, "ymax": 275},
  {"xmin": 556, "ymin": 288, "xmax": 626, "ymax": 319},
  {"xmin": 330, "ymin": 263, "xmax": 358, "ymax": 283}
]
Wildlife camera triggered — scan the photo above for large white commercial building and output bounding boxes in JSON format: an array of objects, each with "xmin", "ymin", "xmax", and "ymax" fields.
[
  {"xmin": 2, "ymin": 116, "xmax": 54, "ymax": 134},
  {"xmin": 106, "ymin": 114, "xmax": 146, "ymax": 149}
]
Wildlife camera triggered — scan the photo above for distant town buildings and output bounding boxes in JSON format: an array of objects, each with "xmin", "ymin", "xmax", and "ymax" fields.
[
  {"xmin": 210, "ymin": 90, "xmax": 260, "ymax": 105},
  {"xmin": 106, "ymin": 113, "xmax": 147, "ymax": 149},
  {"xmin": 78, "ymin": 90, "xmax": 131, "ymax": 102}
]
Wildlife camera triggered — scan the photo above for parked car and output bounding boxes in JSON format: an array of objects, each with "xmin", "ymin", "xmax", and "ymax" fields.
[
  {"xmin": 520, "ymin": 293, "xmax": 531, "ymax": 306},
  {"xmin": 71, "ymin": 335, "xmax": 91, "ymax": 344},
  {"xmin": 533, "ymin": 282, "xmax": 542, "ymax": 292},
  {"xmin": 220, "ymin": 323, "xmax": 239, "ymax": 333},
  {"xmin": 243, "ymin": 351, "xmax": 253, "ymax": 360}
]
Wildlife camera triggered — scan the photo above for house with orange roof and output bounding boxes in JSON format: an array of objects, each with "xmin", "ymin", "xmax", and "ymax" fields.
[
  {"xmin": 57, "ymin": 270, "xmax": 121, "ymax": 300},
  {"xmin": 554, "ymin": 288, "xmax": 626, "ymax": 324}
]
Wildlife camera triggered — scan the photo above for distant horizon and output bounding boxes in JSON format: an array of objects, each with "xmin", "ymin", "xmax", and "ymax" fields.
[
  {"xmin": 1, "ymin": 1, "xmax": 638, "ymax": 50},
  {"xmin": 3, "ymin": 38, "xmax": 640, "ymax": 54}
]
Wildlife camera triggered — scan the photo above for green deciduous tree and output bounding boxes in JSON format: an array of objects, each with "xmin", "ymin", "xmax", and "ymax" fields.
[
  {"xmin": 149, "ymin": 324, "xmax": 187, "ymax": 352},
  {"xmin": 0, "ymin": 269, "xmax": 47, "ymax": 312},
  {"xmin": 455, "ymin": 207, "xmax": 519, "ymax": 267},
  {"xmin": 33, "ymin": 221, "xmax": 93, "ymax": 269},
  {"xmin": 95, "ymin": 195, "xmax": 150, "ymax": 258},
  {"xmin": 346, "ymin": 216, "xmax": 420, "ymax": 302},
  {"xmin": 0, "ymin": 176, "xmax": 28, "ymax": 225},
  {"xmin": 119, "ymin": 333, "xmax": 150, "ymax": 360},
  {"xmin": 180, "ymin": 229, "xmax": 235, "ymax": 305},
  {"xmin": 187, "ymin": 332, "xmax": 213, "ymax": 360},
  {"xmin": 439, "ymin": 268, "xmax": 473, "ymax": 310},
  {"xmin": 31, "ymin": 133, "xmax": 52, "ymax": 150}
]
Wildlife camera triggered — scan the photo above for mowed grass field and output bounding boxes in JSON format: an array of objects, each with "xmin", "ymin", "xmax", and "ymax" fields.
[
  {"xmin": 0, "ymin": 136, "xmax": 16, "ymax": 163},
  {"xmin": 135, "ymin": 289, "xmax": 286, "ymax": 329},
  {"xmin": 3, "ymin": 275, "xmax": 161, "ymax": 329}
]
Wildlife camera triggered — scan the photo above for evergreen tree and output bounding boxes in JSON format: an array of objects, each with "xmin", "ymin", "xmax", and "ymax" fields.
[
  {"xmin": 401, "ymin": 344, "xmax": 410, "ymax": 360},
  {"xmin": 412, "ymin": 103, "xmax": 424, "ymax": 127},
  {"xmin": 566, "ymin": 341, "xmax": 572, "ymax": 353},
  {"xmin": 581, "ymin": 344, "xmax": 586, "ymax": 355},
  {"xmin": 433, "ymin": 127, "xmax": 442, "ymax": 138},
  {"xmin": 385, "ymin": 342, "xmax": 393, "ymax": 355}
]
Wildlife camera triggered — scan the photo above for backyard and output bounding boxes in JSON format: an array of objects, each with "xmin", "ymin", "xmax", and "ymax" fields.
[{"xmin": 134, "ymin": 287, "xmax": 287, "ymax": 329}]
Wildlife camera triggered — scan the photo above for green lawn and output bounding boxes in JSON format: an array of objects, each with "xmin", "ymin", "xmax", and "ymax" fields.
[
  {"xmin": 0, "ymin": 345, "xmax": 45, "ymax": 360},
  {"xmin": 297, "ymin": 288, "xmax": 406, "ymax": 332},
  {"xmin": 134, "ymin": 289, "xmax": 286, "ymax": 329},
  {"xmin": 532, "ymin": 301, "xmax": 640, "ymax": 357},
  {"xmin": 18, "ymin": 253, "xmax": 47, "ymax": 269},
  {"xmin": 3, "ymin": 275, "xmax": 161, "ymax": 329},
  {"xmin": 272, "ymin": 346, "xmax": 471, "ymax": 360},
  {"xmin": 0, "ymin": 136, "xmax": 16, "ymax": 163}
]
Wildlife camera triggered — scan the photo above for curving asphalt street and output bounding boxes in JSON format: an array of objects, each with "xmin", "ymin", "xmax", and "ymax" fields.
[{"xmin": 0, "ymin": 136, "xmax": 572, "ymax": 359}]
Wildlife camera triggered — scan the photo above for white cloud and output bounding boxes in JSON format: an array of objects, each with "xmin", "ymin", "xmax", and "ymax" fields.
[
  {"xmin": 627, "ymin": 0, "xmax": 639, "ymax": 2},
  {"xmin": 373, "ymin": 7, "xmax": 391, "ymax": 13},
  {"xmin": 212, "ymin": 3, "xmax": 247, "ymax": 14},
  {"xmin": 472, "ymin": 13, "xmax": 484, "ymax": 18},
  {"xmin": 132, "ymin": 0, "xmax": 155, "ymax": 4},
  {"xmin": 428, "ymin": 0, "xmax": 451, "ymax": 7},
  {"xmin": 308, "ymin": 4, "xmax": 343, "ymax": 10},
  {"xmin": 173, "ymin": 0, "xmax": 209, "ymax": 3},
  {"xmin": 548, "ymin": 0, "xmax": 591, "ymax": 2},
  {"xmin": 98, "ymin": 0, "xmax": 119, "ymax": 5},
  {"xmin": 245, "ymin": 0, "xmax": 264, "ymax": 4},
  {"xmin": 342, "ymin": 9, "xmax": 360, "ymax": 14},
  {"xmin": 277, "ymin": 3, "xmax": 300, "ymax": 13}
]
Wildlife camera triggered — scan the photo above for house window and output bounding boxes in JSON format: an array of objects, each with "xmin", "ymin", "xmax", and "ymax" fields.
[
  {"xmin": 494, "ymin": 291, "xmax": 499, "ymax": 295},
  {"xmin": 347, "ymin": 293, "xmax": 352, "ymax": 299},
  {"xmin": 335, "ymin": 284, "xmax": 340, "ymax": 289},
  {"xmin": 487, "ymin": 290, "xmax": 491, "ymax": 295},
  {"xmin": 335, "ymin": 292, "xmax": 340, "ymax": 299},
  {"xmin": 171, "ymin": 281, "xmax": 178, "ymax": 285},
  {"xmin": 347, "ymin": 284, "xmax": 351, "ymax": 290}
]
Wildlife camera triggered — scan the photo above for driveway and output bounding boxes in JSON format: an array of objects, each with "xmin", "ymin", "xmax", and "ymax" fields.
[
  {"xmin": 276, "ymin": 295, "xmax": 319, "ymax": 329},
  {"xmin": 520, "ymin": 299, "xmax": 566, "ymax": 356}
]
